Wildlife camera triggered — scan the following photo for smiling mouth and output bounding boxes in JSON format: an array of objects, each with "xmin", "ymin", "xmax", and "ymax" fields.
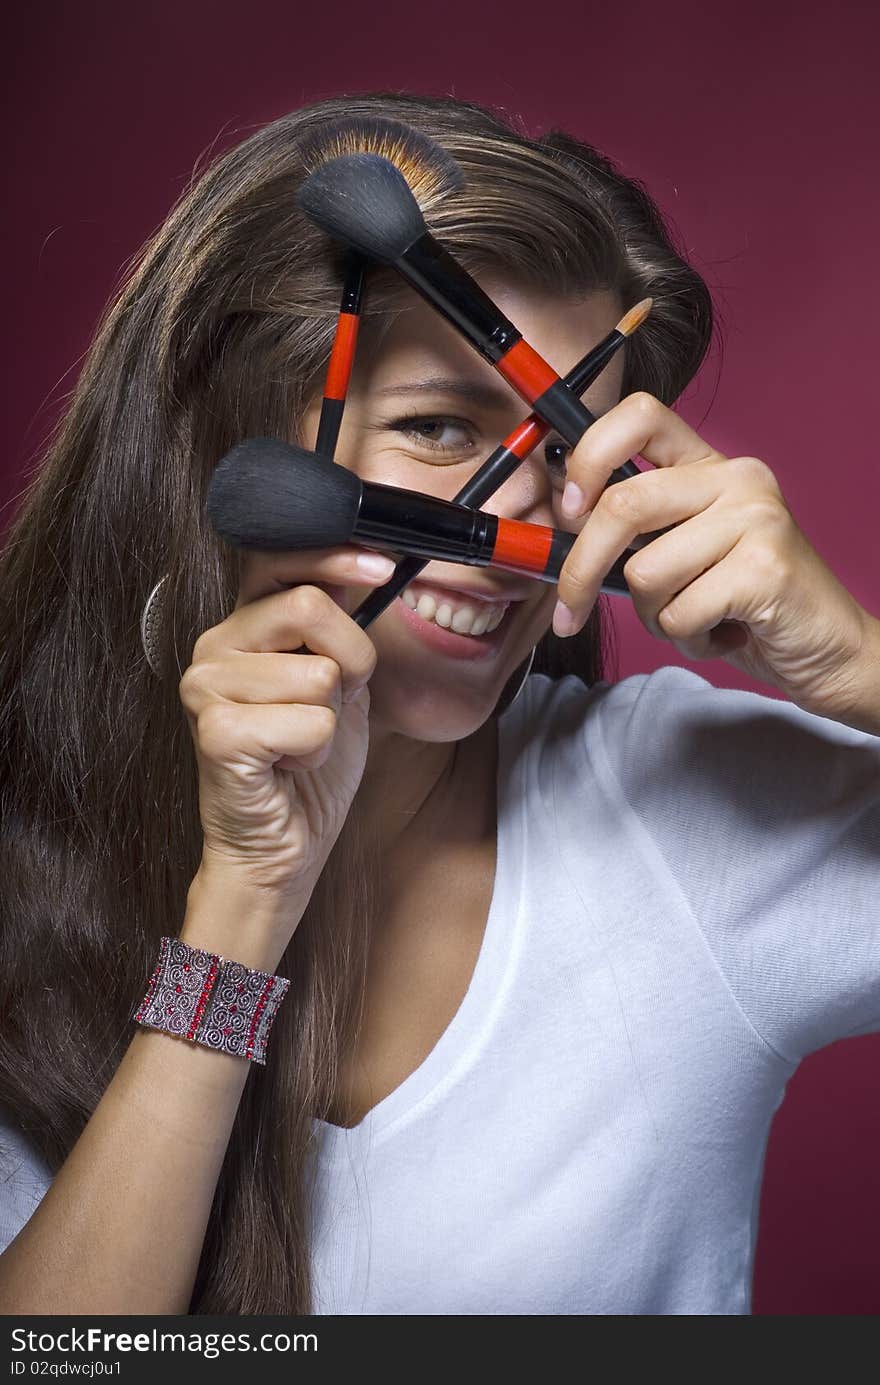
[{"xmin": 395, "ymin": 576, "xmax": 518, "ymax": 639}]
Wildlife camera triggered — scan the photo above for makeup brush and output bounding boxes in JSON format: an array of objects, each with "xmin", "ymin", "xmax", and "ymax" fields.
[
  {"xmin": 206, "ymin": 438, "xmax": 629, "ymax": 594},
  {"xmin": 314, "ymin": 252, "xmax": 365, "ymax": 458},
  {"xmin": 296, "ymin": 151, "xmax": 642, "ymax": 483},
  {"xmin": 299, "ymin": 115, "xmax": 465, "ymax": 209},
  {"xmin": 351, "ymin": 297, "xmax": 654, "ymax": 625},
  {"xmin": 302, "ymin": 118, "xmax": 465, "ymax": 458}
]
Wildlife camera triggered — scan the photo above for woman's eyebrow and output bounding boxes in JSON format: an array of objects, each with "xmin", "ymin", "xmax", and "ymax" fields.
[{"xmin": 374, "ymin": 376, "xmax": 516, "ymax": 411}]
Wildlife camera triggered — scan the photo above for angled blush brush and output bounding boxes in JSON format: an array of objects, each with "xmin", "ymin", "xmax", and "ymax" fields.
[
  {"xmin": 300, "ymin": 117, "xmax": 465, "ymax": 460},
  {"xmin": 296, "ymin": 151, "xmax": 642, "ymax": 483},
  {"xmin": 298, "ymin": 115, "xmax": 465, "ymax": 209}
]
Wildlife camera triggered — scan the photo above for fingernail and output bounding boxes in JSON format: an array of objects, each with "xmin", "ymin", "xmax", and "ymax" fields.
[
  {"xmin": 356, "ymin": 552, "xmax": 396, "ymax": 578},
  {"xmin": 552, "ymin": 600, "xmax": 577, "ymax": 637},
  {"xmin": 561, "ymin": 481, "xmax": 586, "ymax": 519}
]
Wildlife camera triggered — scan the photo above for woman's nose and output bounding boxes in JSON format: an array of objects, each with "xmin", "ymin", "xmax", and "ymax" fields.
[{"xmin": 460, "ymin": 450, "xmax": 555, "ymax": 524}]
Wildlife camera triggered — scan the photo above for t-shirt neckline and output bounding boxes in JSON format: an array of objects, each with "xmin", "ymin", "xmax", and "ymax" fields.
[{"xmin": 309, "ymin": 679, "xmax": 530, "ymax": 1161}]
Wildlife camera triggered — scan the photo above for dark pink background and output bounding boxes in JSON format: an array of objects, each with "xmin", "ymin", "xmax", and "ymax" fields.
[{"xmin": 5, "ymin": 1, "xmax": 879, "ymax": 1314}]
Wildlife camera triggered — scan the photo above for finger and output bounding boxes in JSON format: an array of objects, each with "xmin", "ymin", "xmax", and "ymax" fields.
[
  {"xmin": 562, "ymin": 391, "xmax": 726, "ymax": 519},
  {"xmin": 555, "ymin": 460, "xmax": 727, "ymax": 628},
  {"xmin": 179, "ymin": 650, "xmax": 344, "ymax": 721},
  {"xmin": 622, "ymin": 506, "xmax": 744, "ymax": 640},
  {"xmin": 235, "ymin": 545, "xmax": 397, "ymax": 610},
  {"xmin": 195, "ymin": 699, "xmax": 338, "ymax": 774},
  {"xmin": 194, "ymin": 583, "xmax": 377, "ymax": 701},
  {"xmin": 651, "ymin": 543, "xmax": 753, "ymax": 659}
]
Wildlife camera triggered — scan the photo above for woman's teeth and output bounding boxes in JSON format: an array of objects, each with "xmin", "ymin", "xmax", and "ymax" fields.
[{"xmin": 401, "ymin": 587, "xmax": 508, "ymax": 637}]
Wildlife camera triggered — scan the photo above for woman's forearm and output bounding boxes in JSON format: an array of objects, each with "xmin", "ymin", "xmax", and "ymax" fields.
[{"xmin": 0, "ymin": 874, "xmax": 296, "ymax": 1315}]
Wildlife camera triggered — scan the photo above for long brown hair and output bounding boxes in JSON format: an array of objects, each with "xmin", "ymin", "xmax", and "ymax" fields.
[{"xmin": 0, "ymin": 92, "xmax": 713, "ymax": 1313}]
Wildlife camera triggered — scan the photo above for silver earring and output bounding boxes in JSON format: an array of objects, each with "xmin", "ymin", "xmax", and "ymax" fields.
[
  {"xmin": 141, "ymin": 573, "xmax": 169, "ymax": 677},
  {"xmin": 505, "ymin": 645, "xmax": 536, "ymax": 711}
]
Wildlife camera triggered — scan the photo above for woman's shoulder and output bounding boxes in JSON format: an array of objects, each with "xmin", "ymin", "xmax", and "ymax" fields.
[
  {"xmin": 513, "ymin": 662, "xmax": 880, "ymax": 827},
  {"xmin": 519, "ymin": 663, "xmax": 878, "ymax": 762},
  {"xmin": 518, "ymin": 663, "xmax": 733, "ymax": 727},
  {"xmin": 514, "ymin": 668, "xmax": 880, "ymax": 1061}
]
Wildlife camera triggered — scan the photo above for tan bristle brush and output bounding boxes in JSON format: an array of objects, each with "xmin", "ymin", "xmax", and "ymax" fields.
[{"xmin": 616, "ymin": 298, "xmax": 653, "ymax": 338}]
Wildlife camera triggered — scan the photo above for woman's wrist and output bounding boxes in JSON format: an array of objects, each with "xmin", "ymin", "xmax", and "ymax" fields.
[
  {"xmin": 854, "ymin": 612, "xmax": 880, "ymax": 736},
  {"xmin": 826, "ymin": 610, "xmax": 880, "ymax": 737},
  {"xmin": 180, "ymin": 859, "xmax": 307, "ymax": 973}
]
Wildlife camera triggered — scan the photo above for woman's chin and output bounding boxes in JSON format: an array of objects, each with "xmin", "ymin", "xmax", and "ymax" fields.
[
  {"xmin": 367, "ymin": 671, "xmax": 509, "ymax": 742},
  {"xmin": 364, "ymin": 594, "xmax": 550, "ymax": 739}
]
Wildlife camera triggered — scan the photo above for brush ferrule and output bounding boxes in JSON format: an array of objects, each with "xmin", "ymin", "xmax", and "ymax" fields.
[
  {"xmin": 397, "ymin": 232, "xmax": 521, "ymax": 363},
  {"xmin": 355, "ymin": 480, "xmax": 496, "ymax": 562},
  {"xmin": 315, "ymin": 399, "xmax": 345, "ymax": 457},
  {"xmin": 339, "ymin": 254, "xmax": 365, "ymax": 313},
  {"xmin": 567, "ymin": 332, "xmax": 623, "ymax": 396}
]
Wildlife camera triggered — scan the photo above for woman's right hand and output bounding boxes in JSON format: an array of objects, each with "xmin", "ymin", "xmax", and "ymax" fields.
[{"xmin": 178, "ymin": 546, "xmax": 394, "ymax": 929}]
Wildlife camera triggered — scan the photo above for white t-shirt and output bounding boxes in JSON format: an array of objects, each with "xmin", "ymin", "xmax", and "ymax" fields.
[{"xmin": 2, "ymin": 667, "xmax": 879, "ymax": 1314}]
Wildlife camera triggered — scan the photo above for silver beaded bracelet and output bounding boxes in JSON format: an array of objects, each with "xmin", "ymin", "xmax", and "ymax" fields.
[{"xmin": 132, "ymin": 935, "xmax": 290, "ymax": 1065}]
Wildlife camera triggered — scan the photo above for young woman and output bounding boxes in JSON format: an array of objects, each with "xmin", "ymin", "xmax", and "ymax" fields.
[{"xmin": 0, "ymin": 92, "xmax": 877, "ymax": 1317}]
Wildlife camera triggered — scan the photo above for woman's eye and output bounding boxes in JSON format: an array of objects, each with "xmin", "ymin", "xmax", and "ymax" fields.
[
  {"xmin": 392, "ymin": 416, "xmax": 475, "ymax": 455},
  {"xmin": 388, "ymin": 414, "xmax": 571, "ymax": 486}
]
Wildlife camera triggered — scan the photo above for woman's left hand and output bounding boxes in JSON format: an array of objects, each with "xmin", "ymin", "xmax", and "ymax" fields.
[{"xmin": 552, "ymin": 391, "xmax": 880, "ymax": 732}]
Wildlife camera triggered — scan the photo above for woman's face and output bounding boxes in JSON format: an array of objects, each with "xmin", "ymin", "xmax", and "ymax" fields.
[{"xmin": 301, "ymin": 275, "xmax": 625, "ymax": 742}]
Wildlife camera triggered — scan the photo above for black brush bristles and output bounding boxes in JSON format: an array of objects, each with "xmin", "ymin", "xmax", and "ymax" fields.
[
  {"xmin": 298, "ymin": 116, "xmax": 464, "ymax": 209},
  {"xmin": 207, "ymin": 439, "xmax": 361, "ymax": 551},
  {"xmin": 296, "ymin": 154, "xmax": 428, "ymax": 263}
]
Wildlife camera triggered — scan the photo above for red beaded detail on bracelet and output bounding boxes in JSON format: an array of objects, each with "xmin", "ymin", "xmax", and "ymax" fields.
[
  {"xmin": 245, "ymin": 977, "xmax": 275, "ymax": 1060},
  {"xmin": 187, "ymin": 955, "xmax": 220, "ymax": 1041}
]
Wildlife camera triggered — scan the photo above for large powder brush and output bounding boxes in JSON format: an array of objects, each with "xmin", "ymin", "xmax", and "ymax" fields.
[{"xmin": 206, "ymin": 437, "xmax": 630, "ymax": 595}]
